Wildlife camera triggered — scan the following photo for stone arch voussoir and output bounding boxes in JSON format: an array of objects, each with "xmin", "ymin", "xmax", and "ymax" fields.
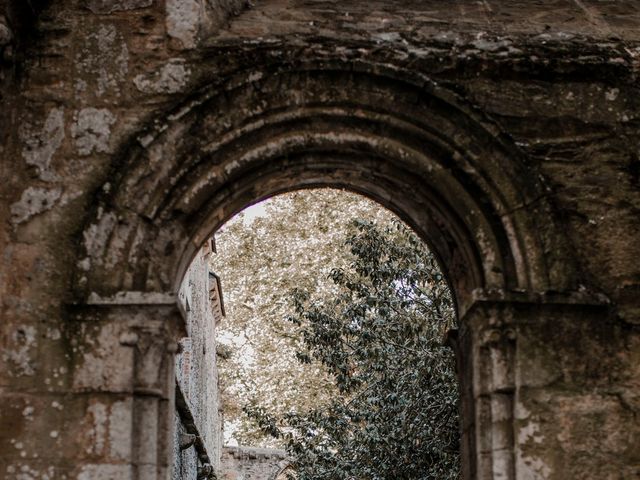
[{"xmin": 74, "ymin": 54, "xmax": 574, "ymax": 312}]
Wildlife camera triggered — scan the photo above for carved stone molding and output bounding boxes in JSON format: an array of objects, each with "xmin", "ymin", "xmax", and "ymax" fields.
[{"xmin": 69, "ymin": 298, "xmax": 184, "ymax": 479}]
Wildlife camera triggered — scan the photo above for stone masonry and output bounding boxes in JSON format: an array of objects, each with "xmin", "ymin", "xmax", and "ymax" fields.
[
  {"xmin": 220, "ymin": 447, "xmax": 289, "ymax": 480},
  {"xmin": 173, "ymin": 240, "xmax": 223, "ymax": 480},
  {"xmin": 0, "ymin": 1, "xmax": 639, "ymax": 479}
]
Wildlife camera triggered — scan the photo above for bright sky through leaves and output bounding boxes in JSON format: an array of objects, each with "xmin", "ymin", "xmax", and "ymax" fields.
[{"xmin": 212, "ymin": 189, "xmax": 398, "ymax": 447}]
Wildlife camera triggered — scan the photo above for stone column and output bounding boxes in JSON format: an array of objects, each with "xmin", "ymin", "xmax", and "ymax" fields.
[
  {"xmin": 458, "ymin": 294, "xmax": 629, "ymax": 480},
  {"xmin": 458, "ymin": 300, "xmax": 516, "ymax": 480},
  {"xmin": 68, "ymin": 292, "xmax": 185, "ymax": 480}
]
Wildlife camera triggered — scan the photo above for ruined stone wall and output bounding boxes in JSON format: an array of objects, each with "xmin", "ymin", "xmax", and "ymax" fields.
[
  {"xmin": 0, "ymin": 1, "xmax": 639, "ymax": 479},
  {"xmin": 174, "ymin": 242, "xmax": 223, "ymax": 478},
  {"xmin": 0, "ymin": 2, "xmax": 245, "ymax": 476},
  {"xmin": 220, "ymin": 447, "xmax": 289, "ymax": 480},
  {"xmin": 173, "ymin": 412, "xmax": 200, "ymax": 480}
]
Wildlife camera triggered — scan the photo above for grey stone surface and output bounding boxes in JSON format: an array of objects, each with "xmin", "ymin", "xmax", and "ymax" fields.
[
  {"xmin": 0, "ymin": 1, "xmax": 639, "ymax": 479},
  {"xmin": 220, "ymin": 447, "xmax": 290, "ymax": 480},
  {"xmin": 173, "ymin": 244, "xmax": 223, "ymax": 478}
]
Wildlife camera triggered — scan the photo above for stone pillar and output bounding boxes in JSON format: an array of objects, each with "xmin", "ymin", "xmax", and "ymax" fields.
[
  {"xmin": 68, "ymin": 293, "xmax": 185, "ymax": 480},
  {"xmin": 459, "ymin": 301, "xmax": 516, "ymax": 480},
  {"xmin": 458, "ymin": 295, "xmax": 631, "ymax": 480}
]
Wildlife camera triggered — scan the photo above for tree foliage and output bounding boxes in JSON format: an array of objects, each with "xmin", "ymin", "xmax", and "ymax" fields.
[
  {"xmin": 213, "ymin": 189, "xmax": 396, "ymax": 446},
  {"xmin": 247, "ymin": 219, "xmax": 460, "ymax": 479}
]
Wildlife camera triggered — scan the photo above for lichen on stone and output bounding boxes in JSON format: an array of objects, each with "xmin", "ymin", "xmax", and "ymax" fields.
[{"xmin": 71, "ymin": 108, "xmax": 116, "ymax": 156}]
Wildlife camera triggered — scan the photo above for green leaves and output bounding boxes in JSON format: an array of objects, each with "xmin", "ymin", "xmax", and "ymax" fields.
[
  {"xmin": 214, "ymin": 189, "xmax": 459, "ymax": 478},
  {"xmin": 258, "ymin": 219, "xmax": 460, "ymax": 479},
  {"xmin": 214, "ymin": 190, "xmax": 398, "ymax": 447}
]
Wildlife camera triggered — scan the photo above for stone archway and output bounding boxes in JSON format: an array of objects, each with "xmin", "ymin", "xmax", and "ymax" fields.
[
  {"xmin": 75, "ymin": 59, "xmax": 574, "ymax": 302},
  {"xmin": 1, "ymin": 1, "xmax": 639, "ymax": 478},
  {"xmin": 68, "ymin": 57, "xmax": 602, "ymax": 480}
]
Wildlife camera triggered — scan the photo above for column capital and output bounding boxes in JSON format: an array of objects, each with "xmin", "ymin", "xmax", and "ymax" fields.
[{"xmin": 459, "ymin": 288, "xmax": 611, "ymax": 327}]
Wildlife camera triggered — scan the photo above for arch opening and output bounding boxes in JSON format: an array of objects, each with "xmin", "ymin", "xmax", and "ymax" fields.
[
  {"xmin": 77, "ymin": 64, "xmax": 570, "ymax": 314},
  {"xmin": 73, "ymin": 61, "xmax": 576, "ymax": 480},
  {"xmin": 210, "ymin": 188, "xmax": 461, "ymax": 478}
]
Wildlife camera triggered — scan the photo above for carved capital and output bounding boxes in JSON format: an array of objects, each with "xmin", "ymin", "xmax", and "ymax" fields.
[{"xmin": 132, "ymin": 326, "xmax": 172, "ymax": 395}]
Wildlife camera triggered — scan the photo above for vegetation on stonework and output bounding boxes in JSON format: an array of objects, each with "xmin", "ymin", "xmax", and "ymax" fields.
[{"xmin": 246, "ymin": 218, "xmax": 460, "ymax": 479}]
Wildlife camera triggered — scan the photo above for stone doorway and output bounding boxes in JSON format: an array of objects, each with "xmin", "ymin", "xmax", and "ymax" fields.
[
  {"xmin": 2, "ymin": 2, "xmax": 638, "ymax": 478},
  {"xmin": 71, "ymin": 63, "xmax": 594, "ymax": 479}
]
